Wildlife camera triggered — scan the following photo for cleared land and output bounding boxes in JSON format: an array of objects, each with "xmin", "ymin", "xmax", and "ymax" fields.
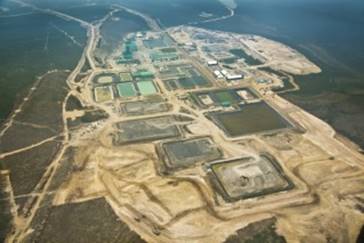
[
  {"xmin": 112, "ymin": 116, "xmax": 180, "ymax": 145},
  {"xmin": 119, "ymin": 72, "xmax": 133, "ymax": 82},
  {"xmin": 191, "ymin": 88, "xmax": 258, "ymax": 109},
  {"xmin": 94, "ymin": 86, "xmax": 114, "ymax": 103},
  {"xmin": 122, "ymin": 99, "xmax": 170, "ymax": 116},
  {"xmin": 93, "ymin": 73, "xmax": 118, "ymax": 84},
  {"xmin": 208, "ymin": 155, "xmax": 292, "ymax": 201},
  {"xmin": 160, "ymin": 137, "xmax": 222, "ymax": 172}
]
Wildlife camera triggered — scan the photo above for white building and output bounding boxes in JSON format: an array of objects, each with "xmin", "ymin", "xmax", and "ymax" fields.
[
  {"xmin": 226, "ymin": 74, "xmax": 243, "ymax": 80},
  {"xmin": 213, "ymin": 70, "xmax": 224, "ymax": 79},
  {"xmin": 221, "ymin": 69, "xmax": 228, "ymax": 77},
  {"xmin": 207, "ymin": 60, "xmax": 218, "ymax": 66}
]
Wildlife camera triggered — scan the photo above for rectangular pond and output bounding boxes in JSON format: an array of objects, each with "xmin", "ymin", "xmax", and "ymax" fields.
[
  {"xmin": 117, "ymin": 82, "xmax": 137, "ymax": 97},
  {"xmin": 207, "ymin": 155, "xmax": 293, "ymax": 202},
  {"xmin": 208, "ymin": 101, "xmax": 291, "ymax": 137},
  {"xmin": 136, "ymin": 81, "xmax": 157, "ymax": 95}
]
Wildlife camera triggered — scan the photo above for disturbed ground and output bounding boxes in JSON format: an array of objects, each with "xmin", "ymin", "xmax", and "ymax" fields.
[{"xmin": 1, "ymin": 1, "xmax": 364, "ymax": 243}]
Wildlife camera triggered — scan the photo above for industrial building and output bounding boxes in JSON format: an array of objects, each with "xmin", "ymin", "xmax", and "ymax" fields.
[
  {"xmin": 158, "ymin": 64, "xmax": 212, "ymax": 90},
  {"xmin": 117, "ymin": 38, "xmax": 139, "ymax": 64},
  {"xmin": 150, "ymin": 51, "xmax": 179, "ymax": 62},
  {"xmin": 213, "ymin": 70, "xmax": 224, "ymax": 79},
  {"xmin": 226, "ymin": 74, "xmax": 243, "ymax": 81},
  {"xmin": 207, "ymin": 60, "xmax": 218, "ymax": 66},
  {"xmin": 220, "ymin": 69, "xmax": 244, "ymax": 81}
]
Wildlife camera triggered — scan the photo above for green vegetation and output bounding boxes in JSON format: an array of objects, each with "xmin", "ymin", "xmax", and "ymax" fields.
[
  {"xmin": 0, "ymin": 71, "xmax": 68, "ymax": 153},
  {"xmin": 67, "ymin": 109, "xmax": 109, "ymax": 129},
  {"xmin": 80, "ymin": 110, "xmax": 109, "ymax": 123},
  {"xmin": 0, "ymin": 13, "xmax": 86, "ymax": 121},
  {"xmin": 66, "ymin": 95, "xmax": 83, "ymax": 111},
  {"xmin": 224, "ymin": 218, "xmax": 286, "ymax": 243},
  {"xmin": 26, "ymin": 198, "xmax": 145, "ymax": 243},
  {"xmin": 96, "ymin": 9, "xmax": 149, "ymax": 61},
  {"xmin": 0, "ymin": 123, "xmax": 55, "ymax": 153},
  {"xmin": 0, "ymin": 70, "xmax": 69, "ymax": 233},
  {"xmin": 14, "ymin": 71, "xmax": 69, "ymax": 132},
  {"xmin": 0, "ymin": 141, "xmax": 60, "ymax": 197},
  {"xmin": 0, "ymin": 178, "xmax": 13, "ymax": 242}
]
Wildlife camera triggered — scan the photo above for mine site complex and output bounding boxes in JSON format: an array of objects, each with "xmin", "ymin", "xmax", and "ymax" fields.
[{"xmin": 1, "ymin": 3, "xmax": 364, "ymax": 243}]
